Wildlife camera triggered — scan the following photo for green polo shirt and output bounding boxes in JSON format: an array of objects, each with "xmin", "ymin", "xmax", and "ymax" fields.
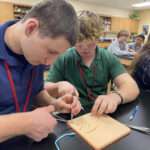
[{"xmin": 47, "ymin": 46, "xmax": 126, "ymax": 112}]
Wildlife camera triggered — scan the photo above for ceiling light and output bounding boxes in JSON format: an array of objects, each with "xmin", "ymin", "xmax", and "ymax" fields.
[{"xmin": 132, "ymin": 1, "xmax": 150, "ymax": 8}]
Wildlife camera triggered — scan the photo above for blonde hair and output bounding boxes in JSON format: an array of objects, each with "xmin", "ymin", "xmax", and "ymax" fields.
[
  {"xmin": 117, "ymin": 30, "xmax": 130, "ymax": 38},
  {"xmin": 77, "ymin": 10, "xmax": 102, "ymax": 41}
]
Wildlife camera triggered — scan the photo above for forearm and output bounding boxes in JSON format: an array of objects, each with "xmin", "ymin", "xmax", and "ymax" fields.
[
  {"xmin": 112, "ymin": 74, "xmax": 140, "ymax": 104},
  {"xmin": 0, "ymin": 113, "xmax": 30, "ymax": 142},
  {"xmin": 114, "ymin": 49, "xmax": 134, "ymax": 57},
  {"xmin": 113, "ymin": 81, "xmax": 139, "ymax": 104}
]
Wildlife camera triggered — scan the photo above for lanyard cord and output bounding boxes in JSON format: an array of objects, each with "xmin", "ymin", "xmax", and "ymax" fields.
[
  {"xmin": 78, "ymin": 62, "xmax": 97, "ymax": 101},
  {"xmin": 4, "ymin": 61, "xmax": 34, "ymax": 112}
]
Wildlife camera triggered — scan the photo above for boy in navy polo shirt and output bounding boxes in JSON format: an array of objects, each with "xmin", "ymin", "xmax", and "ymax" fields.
[{"xmin": 0, "ymin": 0, "xmax": 81, "ymax": 143}]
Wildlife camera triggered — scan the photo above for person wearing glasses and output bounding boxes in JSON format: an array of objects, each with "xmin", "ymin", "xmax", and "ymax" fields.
[
  {"xmin": 45, "ymin": 11, "xmax": 139, "ymax": 115},
  {"xmin": 108, "ymin": 30, "xmax": 137, "ymax": 59}
]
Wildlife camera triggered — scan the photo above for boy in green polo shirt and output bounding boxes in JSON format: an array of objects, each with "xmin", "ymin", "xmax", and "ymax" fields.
[{"xmin": 46, "ymin": 11, "xmax": 139, "ymax": 114}]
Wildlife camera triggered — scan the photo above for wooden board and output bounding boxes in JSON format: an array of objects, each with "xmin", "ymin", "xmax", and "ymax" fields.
[{"xmin": 68, "ymin": 113, "xmax": 131, "ymax": 150}]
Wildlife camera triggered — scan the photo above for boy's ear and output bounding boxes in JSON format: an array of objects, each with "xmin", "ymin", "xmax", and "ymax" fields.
[{"xmin": 24, "ymin": 19, "xmax": 39, "ymax": 36}]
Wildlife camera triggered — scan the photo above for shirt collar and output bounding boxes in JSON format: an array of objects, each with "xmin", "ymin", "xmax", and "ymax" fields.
[{"xmin": 0, "ymin": 20, "xmax": 32, "ymax": 67}]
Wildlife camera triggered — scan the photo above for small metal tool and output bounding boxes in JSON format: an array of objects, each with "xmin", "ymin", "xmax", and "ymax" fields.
[{"xmin": 128, "ymin": 124, "xmax": 150, "ymax": 134}]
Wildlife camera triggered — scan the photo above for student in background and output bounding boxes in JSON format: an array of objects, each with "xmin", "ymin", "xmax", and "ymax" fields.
[
  {"xmin": 129, "ymin": 34, "xmax": 145, "ymax": 52},
  {"xmin": 0, "ymin": 0, "xmax": 81, "ymax": 143},
  {"xmin": 108, "ymin": 30, "xmax": 136, "ymax": 58},
  {"xmin": 132, "ymin": 37, "xmax": 150, "ymax": 91},
  {"xmin": 46, "ymin": 11, "xmax": 139, "ymax": 115}
]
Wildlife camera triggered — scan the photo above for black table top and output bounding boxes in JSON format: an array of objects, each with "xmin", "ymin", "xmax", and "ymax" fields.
[{"xmin": 1, "ymin": 91, "xmax": 150, "ymax": 150}]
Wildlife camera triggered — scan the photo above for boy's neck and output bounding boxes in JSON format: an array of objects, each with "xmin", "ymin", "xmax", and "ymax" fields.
[
  {"xmin": 4, "ymin": 22, "xmax": 23, "ymax": 55},
  {"xmin": 82, "ymin": 52, "xmax": 96, "ymax": 67}
]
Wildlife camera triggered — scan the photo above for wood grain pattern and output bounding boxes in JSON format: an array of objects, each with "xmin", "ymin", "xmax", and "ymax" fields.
[{"xmin": 68, "ymin": 113, "xmax": 131, "ymax": 150}]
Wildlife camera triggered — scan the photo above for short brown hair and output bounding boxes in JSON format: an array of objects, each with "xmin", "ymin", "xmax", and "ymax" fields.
[
  {"xmin": 136, "ymin": 34, "xmax": 145, "ymax": 41},
  {"xmin": 129, "ymin": 37, "xmax": 150, "ymax": 74},
  {"xmin": 77, "ymin": 10, "xmax": 102, "ymax": 41},
  {"xmin": 22, "ymin": 0, "xmax": 79, "ymax": 46},
  {"xmin": 117, "ymin": 30, "xmax": 130, "ymax": 38}
]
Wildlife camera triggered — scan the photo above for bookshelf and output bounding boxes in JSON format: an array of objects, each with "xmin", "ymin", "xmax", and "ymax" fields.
[
  {"xmin": 13, "ymin": 4, "xmax": 31, "ymax": 19},
  {"xmin": 0, "ymin": 1, "xmax": 32, "ymax": 22}
]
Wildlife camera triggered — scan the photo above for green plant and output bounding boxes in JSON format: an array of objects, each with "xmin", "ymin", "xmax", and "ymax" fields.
[{"xmin": 129, "ymin": 10, "xmax": 140, "ymax": 20}]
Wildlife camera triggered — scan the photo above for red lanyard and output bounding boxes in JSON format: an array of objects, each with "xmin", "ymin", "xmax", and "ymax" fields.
[
  {"xmin": 78, "ymin": 62, "xmax": 97, "ymax": 101},
  {"xmin": 4, "ymin": 61, "xmax": 34, "ymax": 112}
]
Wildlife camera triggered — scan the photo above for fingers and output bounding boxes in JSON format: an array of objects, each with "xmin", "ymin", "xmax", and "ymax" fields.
[
  {"xmin": 91, "ymin": 95, "xmax": 119, "ymax": 116},
  {"xmin": 97, "ymin": 99, "xmax": 108, "ymax": 115},
  {"xmin": 61, "ymin": 94, "xmax": 74, "ymax": 104},
  {"xmin": 72, "ymin": 89, "xmax": 79, "ymax": 97},
  {"xmin": 28, "ymin": 131, "xmax": 49, "ymax": 142},
  {"xmin": 61, "ymin": 89, "xmax": 79, "ymax": 98},
  {"xmin": 53, "ymin": 94, "xmax": 73, "ymax": 113},
  {"xmin": 58, "ymin": 101, "xmax": 72, "ymax": 113},
  {"xmin": 26, "ymin": 109, "xmax": 57, "ymax": 142},
  {"xmin": 71, "ymin": 96, "xmax": 78, "ymax": 108},
  {"xmin": 71, "ymin": 96, "xmax": 81, "ymax": 116},
  {"xmin": 91, "ymin": 97, "xmax": 103, "ymax": 115},
  {"xmin": 44, "ymin": 105, "xmax": 55, "ymax": 113},
  {"xmin": 57, "ymin": 81, "xmax": 79, "ymax": 97},
  {"xmin": 55, "ymin": 94, "xmax": 81, "ymax": 115},
  {"xmin": 105, "ymin": 102, "xmax": 117, "ymax": 114},
  {"xmin": 34, "ymin": 133, "xmax": 49, "ymax": 142},
  {"xmin": 58, "ymin": 94, "xmax": 81, "ymax": 115},
  {"xmin": 105, "ymin": 102, "xmax": 113, "ymax": 114}
]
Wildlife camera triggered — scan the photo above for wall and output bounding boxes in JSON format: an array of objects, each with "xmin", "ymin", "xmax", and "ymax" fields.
[
  {"xmin": 0, "ymin": 0, "xmax": 39, "ymax": 4},
  {"xmin": 69, "ymin": 0, "xmax": 130, "ymax": 18},
  {"xmin": 0, "ymin": 0, "xmax": 131, "ymax": 18},
  {"xmin": 138, "ymin": 9, "xmax": 150, "ymax": 35},
  {"xmin": 0, "ymin": 2, "xmax": 14, "ymax": 22}
]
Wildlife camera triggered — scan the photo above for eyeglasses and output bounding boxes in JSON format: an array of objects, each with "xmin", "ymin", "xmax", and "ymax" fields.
[{"xmin": 76, "ymin": 42, "xmax": 96, "ymax": 50}]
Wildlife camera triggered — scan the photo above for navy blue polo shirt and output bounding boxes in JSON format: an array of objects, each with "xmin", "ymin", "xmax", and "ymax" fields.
[{"xmin": 0, "ymin": 21, "xmax": 44, "ymax": 114}]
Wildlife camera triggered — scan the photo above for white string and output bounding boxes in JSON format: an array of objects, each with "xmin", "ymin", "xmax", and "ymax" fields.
[{"xmin": 55, "ymin": 132, "xmax": 76, "ymax": 150}]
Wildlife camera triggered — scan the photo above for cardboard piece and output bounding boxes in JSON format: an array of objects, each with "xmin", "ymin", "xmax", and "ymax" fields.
[{"xmin": 68, "ymin": 113, "xmax": 131, "ymax": 150}]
